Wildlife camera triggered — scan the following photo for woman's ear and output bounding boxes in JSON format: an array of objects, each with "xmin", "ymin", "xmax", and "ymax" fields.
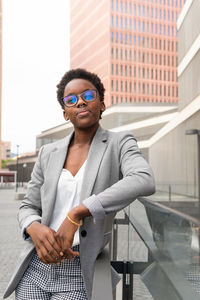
[
  {"xmin": 63, "ymin": 110, "xmax": 69, "ymax": 121},
  {"xmin": 100, "ymin": 101, "xmax": 106, "ymax": 113}
]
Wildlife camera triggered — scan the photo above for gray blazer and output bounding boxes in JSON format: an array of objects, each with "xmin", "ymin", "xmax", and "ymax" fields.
[{"xmin": 4, "ymin": 126, "xmax": 155, "ymax": 300}]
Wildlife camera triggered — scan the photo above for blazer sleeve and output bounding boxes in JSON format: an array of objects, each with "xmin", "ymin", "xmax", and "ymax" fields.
[
  {"xmin": 18, "ymin": 146, "xmax": 45, "ymax": 234},
  {"xmin": 82, "ymin": 132, "xmax": 155, "ymax": 220}
]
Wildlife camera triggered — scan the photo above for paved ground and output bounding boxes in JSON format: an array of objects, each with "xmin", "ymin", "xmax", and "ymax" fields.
[
  {"xmin": 0, "ymin": 188, "xmax": 152, "ymax": 300},
  {"xmin": 0, "ymin": 189, "xmax": 25, "ymax": 300}
]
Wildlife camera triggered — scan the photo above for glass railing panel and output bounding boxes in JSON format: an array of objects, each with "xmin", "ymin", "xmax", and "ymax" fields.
[{"xmin": 123, "ymin": 198, "xmax": 200, "ymax": 300}]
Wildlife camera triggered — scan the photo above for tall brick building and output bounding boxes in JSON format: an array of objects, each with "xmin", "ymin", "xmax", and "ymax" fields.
[{"xmin": 70, "ymin": 0, "xmax": 185, "ymax": 107}]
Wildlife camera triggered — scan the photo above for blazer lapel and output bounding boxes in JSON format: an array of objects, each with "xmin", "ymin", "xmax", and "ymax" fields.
[
  {"xmin": 80, "ymin": 126, "xmax": 108, "ymax": 201},
  {"xmin": 42, "ymin": 132, "xmax": 74, "ymax": 225}
]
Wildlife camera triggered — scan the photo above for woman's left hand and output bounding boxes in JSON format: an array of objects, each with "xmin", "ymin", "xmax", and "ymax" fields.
[{"xmin": 55, "ymin": 217, "xmax": 80, "ymax": 261}]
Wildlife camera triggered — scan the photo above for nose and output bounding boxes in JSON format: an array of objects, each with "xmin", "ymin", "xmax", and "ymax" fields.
[{"xmin": 76, "ymin": 95, "xmax": 86, "ymax": 107}]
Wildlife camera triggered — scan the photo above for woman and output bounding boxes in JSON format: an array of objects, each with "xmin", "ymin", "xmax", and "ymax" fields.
[{"xmin": 4, "ymin": 69, "xmax": 155, "ymax": 300}]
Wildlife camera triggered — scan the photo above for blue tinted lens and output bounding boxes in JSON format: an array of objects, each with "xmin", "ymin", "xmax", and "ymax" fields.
[
  {"xmin": 64, "ymin": 95, "xmax": 77, "ymax": 106},
  {"xmin": 83, "ymin": 90, "xmax": 96, "ymax": 101}
]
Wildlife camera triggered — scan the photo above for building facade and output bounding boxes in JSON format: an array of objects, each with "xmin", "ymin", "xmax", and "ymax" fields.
[
  {"xmin": 148, "ymin": 0, "xmax": 200, "ymax": 197},
  {"xmin": 70, "ymin": 0, "xmax": 185, "ymax": 107},
  {"xmin": 1, "ymin": 141, "xmax": 11, "ymax": 160}
]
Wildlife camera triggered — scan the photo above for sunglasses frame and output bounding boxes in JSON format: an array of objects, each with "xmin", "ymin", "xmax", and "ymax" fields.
[{"xmin": 62, "ymin": 89, "xmax": 97, "ymax": 107}]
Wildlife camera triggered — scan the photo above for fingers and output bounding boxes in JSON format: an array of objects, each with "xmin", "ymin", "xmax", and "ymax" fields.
[
  {"xmin": 62, "ymin": 248, "xmax": 80, "ymax": 262},
  {"xmin": 36, "ymin": 239, "xmax": 62, "ymax": 264}
]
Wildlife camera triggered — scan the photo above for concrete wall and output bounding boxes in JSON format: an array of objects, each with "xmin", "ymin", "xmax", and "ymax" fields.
[
  {"xmin": 178, "ymin": 0, "xmax": 200, "ymax": 110},
  {"xmin": 178, "ymin": 49, "xmax": 200, "ymax": 111},
  {"xmin": 149, "ymin": 111, "xmax": 199, "ymax": 197},
  {"xmin": 178, "ymin": 0, "xmax": 200, "ymax": 63}
]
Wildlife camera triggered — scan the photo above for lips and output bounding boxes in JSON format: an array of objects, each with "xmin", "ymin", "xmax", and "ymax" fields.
[{"xmin": 76, "ymin": 109, "xmax": 90, "ymax": 116}]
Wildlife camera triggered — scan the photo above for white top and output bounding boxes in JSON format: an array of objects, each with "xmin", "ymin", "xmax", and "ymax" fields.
[{"xmin": 49, "ymin": 160, "xmax": 86, "ymax": 246}]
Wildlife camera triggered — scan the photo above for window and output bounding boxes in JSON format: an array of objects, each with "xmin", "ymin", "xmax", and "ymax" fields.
[
  {"xmin": 120, "ymin": 1, "xmax": 123, "ymax": 12},
  {"xmin": 133, "ymin": 20, "xmax": 136, "ymax": 31},
  {"xmin": 111, "ymin": 16, "xmax": 114, "ymax": 27},
  {"xmin": 129, "ymin": 3, "xmax": 132, "ymax": 15},
  {"xmin": 143, "ymin": 83, "xmax": 145, "ymax": 94},
  {"xmin": 142, "ymin": 5, "xmax": 145, "ymax": 16},
  {"xmin": 138, "ymin": 21, "xmax": 141, "ymax": 32},
  {"xmin": 111, "ymin": 0, "xmax": 113, "ymax": 10},
  {"xmin": 129, "ymin": 35, "xmax": 132, "ymax": 45},
  {"xmin": 121, "ymin": 81, "xmax": 123, "ymax": 92},
  {"xmin": 129, "ymin": 50, "xmax": 132, "ymax": 61},
  {"xmin": 142, "ymin": 52, "xmax": 145, "ymax": 63},
  {"xmin": 111, "ymin": 96, "xmax": 114, "ymax": 104},
  {"xmin": 124, "ymin": 2, "xmax": 127, "ymax": 13},
  {"xmin": 120, "ymin": 33, "xmax": 123, "ymax": 43},
  {"xmin": 125, "ymin": 34, "xmax": 127, "ymax": 44},
  {"xmin": 120, "ymin": 65, "xmax": 123, "ymax": 75},
  {"xmin": 138, "ymin": 52, "xmax": 141, "ymax": 62},
  {"xmin": 142, "ymin": 21, "xmax": 145, "ymax": 32},
  {"xmin": 152, "ymin": 85, "xmax": 154, "ymax": 95},
  {"xmin": 120, "ymin": 49, "xmax": 123, "ymax": 59},
  {"xmin": 125, "ymin": 49, "xmax": 127, "ymax": 60},
  {"xmin": 125, "ymin": 66, "xmax": 127, "ymax": 76},
  {"xmin": 125, "ymin": 81, "xmax": 127, "ymax": 92},
  {"xmin": 134, "ymin": 66, "xmax": 136, "ymax": 77},
  {"xmin": 151, "ymin": 23, "xmax": 153, "ymax": 33},
  {"xmin": 116, "ymin": 64, "xmax": 118, "ymax": 75},
  {"xmin": 133, "ymin": 4, "xmax": 136, "ymax": 16},
  {"xmin": 116, "ymin": 48, "xmax": 118, "ymax": 59},
  {"xmin": 138, "ymin": 5, "xmax": 141, "ymax": 16},
  {"xmin": 116, "ymin": 80, "xmax": 118, "ymax": 91},
  {"xmin": 120, "ymin": 17, "xmax": 123, "ymax": 29},
  {"xmin": 111, "ymin": 64, "xmax": 114, "ymax": 75},
  {"xmin": 129, "ymin": 19, "xmax": 132, "ymax": 30},
  {"xmin": 115, "ymin": 32, "xmax": 118, "ymax": 42},
  {"xmin": 111, "ymin": 47, "xmax": 114, "ymax": 59},
  {"xmin": 125, "ymin": 18, "xmax": 127, "ymax": 29},
  {"xmin": 142, "ymin": 67, "xmax": 145, "ymax": 78},
  {"xmin": 111, "ymin": 32, "xmax": 113, "ymax": 42},
  {"xmin": 116, "ymin": 0, "xmax": 118, "ymax": 11},
  {"xmin": 129, "ymin": 82, "xmax": 132, "ymax": 92},
  {"xmin": 129, "ymin": 66, "xmax": 132, "ymax": 76},
  {"xmin": 111, "ymin": 80, "xmax": 114, "ymax": 91},
  {"xmin": 116, "ymin": 16, "xmax": 118, "ymax": 28}
]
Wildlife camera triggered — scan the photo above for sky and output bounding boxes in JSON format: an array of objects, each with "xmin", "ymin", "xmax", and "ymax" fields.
[{"xmin": 2, "ymin": 0, "xmax": 70, "ymax": 154}]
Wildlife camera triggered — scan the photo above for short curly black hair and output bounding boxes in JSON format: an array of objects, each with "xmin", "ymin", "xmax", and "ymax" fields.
[{"xmin": 56, "ymin": 68, "xmax": 105, "ymax": 109}]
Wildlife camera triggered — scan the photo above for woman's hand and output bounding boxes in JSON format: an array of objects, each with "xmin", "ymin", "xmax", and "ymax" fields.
[
  {"xmin": 55, "ymin": 216, "xmax": 80, "ymax": 261},
  {"xmin": 26, "ymin": 221, "xmax": 63, "ymax": 264}
]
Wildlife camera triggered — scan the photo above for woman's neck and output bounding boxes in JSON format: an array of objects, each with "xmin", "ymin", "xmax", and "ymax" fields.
[{"xmin": 72, "ymin": 124, "xmax": 99, "ymax": 146}]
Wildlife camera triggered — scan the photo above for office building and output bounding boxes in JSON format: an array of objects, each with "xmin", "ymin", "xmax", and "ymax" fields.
[
  {"xmin": 70, "ymin": 0, "xmax": 186, "ymax": 107},
  {"xmin": 148, "ymin": 0, "xmax": 200, "ymax": 197}
]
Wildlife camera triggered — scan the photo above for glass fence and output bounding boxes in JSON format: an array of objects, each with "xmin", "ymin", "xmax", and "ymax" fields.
[{"xmin": 112, "ymin": 197, "xmax": 200, "ymax": 300}]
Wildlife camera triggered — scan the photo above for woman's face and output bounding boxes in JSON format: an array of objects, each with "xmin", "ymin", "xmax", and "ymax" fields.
[{"xmin": 63, "ymin": 79, "xmax": 105, "ymax": 130}]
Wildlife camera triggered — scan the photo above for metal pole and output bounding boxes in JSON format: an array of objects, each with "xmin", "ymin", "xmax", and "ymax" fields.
[
  {"xmin": 197, "ymin": 132, "xmax": 200, "ymax": 204},
  {"xmin": 15, "ymin": 145, "xmax": 19, "ymax": 192}
]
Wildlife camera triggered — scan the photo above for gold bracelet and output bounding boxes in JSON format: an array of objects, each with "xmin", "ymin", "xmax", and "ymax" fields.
[{"xmin": 66, "ymin": 213, "xmax": 83, "ymax": 227}]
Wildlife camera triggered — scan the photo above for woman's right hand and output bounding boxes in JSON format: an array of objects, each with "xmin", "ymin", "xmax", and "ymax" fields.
[{"xmin": 26, "ymin": 221, "xmax": 63, "ymax": 264}]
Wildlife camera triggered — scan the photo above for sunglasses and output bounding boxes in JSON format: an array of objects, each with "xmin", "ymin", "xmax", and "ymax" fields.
[{"xmin": 62, "ymin": 89, "xmax": 97, "ymax": 107}]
